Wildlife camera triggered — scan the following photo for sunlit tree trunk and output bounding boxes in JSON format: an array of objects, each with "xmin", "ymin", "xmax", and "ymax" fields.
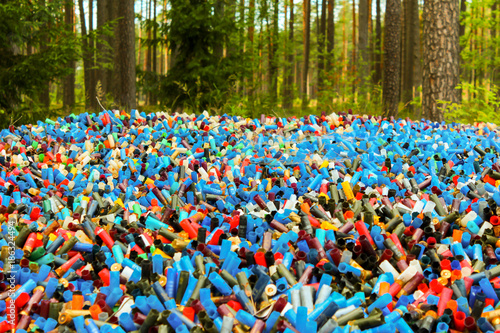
[
  {"xmin": 248, "ymin": 0, "xmax": 256, "ymax": 113},
  {"xmin": 422, "ymin": 0, "xmax": 460, "ymax": 122},
  {"xmin": 79, "ymin": 0, "xmax": 90, "ymax": 109},
  {"xmin": 283, "ymin": 0, "xmax": 294, "ymax": 109},
  {"xmin": 317, "ymin": 0, "xmax": 326, "ymax": 94},
  {"xmin": 116, "ymin": 0, "xmax": 137, "ymax": 110},
  {"xmin": 301, "ymin": 0, "xmax": 310, "ymax": 110},
  {"xmin": 40, "ymin": 0, "xmax": 50, "ymax": 109},
  {"xmin": 373, "ymin": 0, "xmax": 381, "ymax": 84},
  {"xmin": 358, "ymin": 0, "xmax": 368, "ymax": 93},
  {"xmin": 63, "ymin": 0, "xmax": 75, "ymax": 110},
  {"xmin": 352, "ymin": 0, "xmax": 356, "ymax": 96},
  {"xmin": 152, "ymin": 0, "xmax": 158, "ymax": 105},
  {"xmin": 382, "ymin": 0, "xmax": 401, "ymax": 117},
  {"xmin": 88, "ymin": 0, "xmax": 97, "ymax": 110}
]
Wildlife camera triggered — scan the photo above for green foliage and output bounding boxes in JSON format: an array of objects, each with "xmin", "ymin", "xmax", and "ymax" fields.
[
  {"xmin": 158, "ymin": 0, "xmax": 242, "ymax": 111},
  {"xmin": 439, "ymin": 82, "xmax": 500, "ymax": 124},
  {"xmin": 0, "ymin": 0, "xmax": 79, "ymax": 116},
  {"xmin": 137, "ymin": 67, "xmax": 160, "ymax": 102},
  {"xmin": 460, "ymin": 0, "xmax": 498, "ymax": 78}
]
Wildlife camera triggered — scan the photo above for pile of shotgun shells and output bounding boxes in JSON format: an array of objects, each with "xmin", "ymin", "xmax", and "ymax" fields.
[{"xmin": 3, "ymin": 110, "xmax": 500, "ymax": 333}]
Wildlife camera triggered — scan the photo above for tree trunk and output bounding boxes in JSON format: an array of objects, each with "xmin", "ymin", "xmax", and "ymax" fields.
[
  {"xmin": 248, "ymin": 0, "xmax": 256, "ymax": 113},
  {"xmin": 138, "ymin": 0, "xmax": 143, "ymax": 73},
  {"xmin": 459, "ymin": 0, "xmax": 466, "ymax": 46},
  {"xmin": 342, "ymin": 3, "xmax": 347, "ymax": 101},
  {"xmin": 40, "ymin": 0, "xmax": 50, "ymax": 109},
  {"xmin": 116, "ymin": 0, "xmax": 137, "ymax": 110},
  {"xmin": 262, "ymin": 11, "xmax": 266, "ymax": 95},
  {"xmin": 227, "ymin": 0, "xmax": 237, "ymax": 58},
  {"xmin": 412, "ymin": 0, "xmax": 421, "ymax": 88},
  {"xmin": 457, "ymin": 0, "xmax": 467, "ymax": 95},
  {"xmin": 479, "ymin": 6, "xmax": 484, "ymax": 85},
  {"xmin": 312, "ymin": 0, "xmax": 319, "ymax": 100},
  {"xmin": 79, "ymin": 0, "xmax": 90, "ymax": 109},
  {"xmin": 352, "ymin": 0, "xmax": 356, "ymax": 96},
  {"xmin": 373, "ymin": 0, "xmax": 381, "ymax": 84},
  {"xmin": 107, "ymin": 0, "xmax": 118, "ymax": 101},
  {"xmin": 270, "ymin": 0, "xmax": 279, "ymax": 103},
  {"xmin": 401, "ymin": 0, "xmax": 406, "ymax": 104},
  {"xmin": 326, "ymin": 0, "xmax": 334, "ymax": 72},
  {"xmin": 97, "ymin": 0, "xmax": 109, "ymax": 107},
  {"xmin": 88, "ymin": 0, "xmax": 97, "ymax": 110},
  {"xmin": 283, "ymin": 0, "xmax": 294, "ymax": 109},
  {"xmin": 163, "ymin": 0, "xmax": 167, "ymax": 75},
  {"xmin": 301, "ymin": 0, "xmax": 310, "ymax": 110},
  {"xmin": 422, "ymin": 0, "xmax": 460, "ymax": 122},
  {"xmin": 317, "ymin": 0, "xmax": 326, "ymax": 93},
  {"xmin": 402, "ymin": 0, "xmax": 420, "ymax": 107},
  {"xmin": 146, "ymin": 0, "xmax": 152, "ymax": 105},
  {"xmin": 168, "ymin": 0, "xmax": 179, "ymax": 72},
  {"xmin": 358, "ymin": 0, "xmax": 368, "ymax": 92},
  {"xmin": 492, "ymin": 1, "xmax": 498, "ymax": 91},
  {"xmin": 382, "ymin": 0, "xmax": 401, "ymax": 117},
  {"xmin": 238, "ymin": 0, "xmax": 245, "ymax": 94},
  {"xmin": 262, "ymin": 0, "xmax": 270, "ymax": 96},
  {"xmin": 151, "ymin": 0, "xmax": 158, "ymax": 105},
  {"xmin": 368, "ymin": 0, "xmax": 372, "ymax": 67},
  {"xmin": 63, "ymin": 0, "xmax": 75, "ymax": 110},
  {"xmin": 401, "ymin": 0, "xmax": 408, "ymax": 105}
]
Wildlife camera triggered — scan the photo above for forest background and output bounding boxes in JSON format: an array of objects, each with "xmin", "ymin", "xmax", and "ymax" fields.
[{"xmin": 0, "ymin": 0, "xmax": 497, "ymax": 128}]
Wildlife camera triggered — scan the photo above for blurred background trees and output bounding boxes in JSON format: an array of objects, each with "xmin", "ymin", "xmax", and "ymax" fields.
[{"xmin": 0, "ymin": 0, "xmax": 498, "ymax": 126}]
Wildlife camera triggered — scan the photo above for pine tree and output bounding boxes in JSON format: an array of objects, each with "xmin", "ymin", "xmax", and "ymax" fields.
[
  {"xmin": 422, "ymin": 0, "xmax": 460, "ymax": 122},
  {"xmin": 382, "ymin": 0, "xmax": 401, "ymax": 117}
]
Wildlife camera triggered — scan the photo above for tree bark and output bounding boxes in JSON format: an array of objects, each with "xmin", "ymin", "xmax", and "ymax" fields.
[
  {"xmin": 373, "ymin": 0, "xmax": 381, "ymax": 84},
  {"xmin": 107, "ymin": 0, "xmax": 119, "ymax": 101},
  {"xmin": 301, "ymin": 0, "xmax": 310, "ymax": 110},
  {"xmin": 492, "ymin": 1, "xmax": 498, "ymax": 90},
  {"xmin": 116, "ymin": 0, "xmax": 137, "ymax": 110},
  {"xmin": 457, "ymin": 0, "xmax": 466, "ymax": 92},
  {"xmin": 312, "ymin": 0, "xmax": 319, "ymax": 100},
  {"xmin": 146, "ymin": 0, "xmax": 152, "ymax": 105},
  {"xmin": 422, "ymin": 0, "xmax": 460, "ymax": 122},
  {"xmin": 262, "ymin": 0, "xmax": 270, "ymax": 96},
  {"xmin": 358, "ymin": 0, "xmax": 368, "ymax": 91},
  {"xmin": 317, "ymin": 0, "xmax": 326, "ymax": 92},
  {"xmin": 326, "ymin": 0, "xmax": 334, "ymax": 72},
  {"xmin": 97, "ymin": 0, "xmax": 109, "ymax": 107},
  {"xmin": 459, "ymin": 0, "xmax": 466, "ymax": 45},
  {"xmin": 342, "ymin": 3, "xmax": 347, "ymax": 101},
  {"xmin": 88, "ymin": 0, "xmax": 98, "ymax": 110},
  {"xmin": 402, "ymin": 0, "xmax": 420, "ymax": 107},
  {"xmin": 163, "ymin": 0, "xmax": 167, "ymax": 75},
  {"xmin": 382, "ymin": 0, "xmax": 401, "ymax": 117},
  {"xmin": 401, "ymin": 0, "xmax": 406, "ymax": 104},
  {"xmin": 248, "ymin": 0, "xmax": 256, "ymax": 113},
  {"xmin": 63, "ymin": 0, "xmax": 76, "ymax": 110},
  {"xmin": 79, "ymin": 0, "xmax": 91, "ymax": 109},
  {"xmin": 40, "ymin": 0, "xmax": 50, "ymax": 109},
  {"xmin": 412, "ymin": 0, "xmax": 421, "ymax": 88},
  {"xmin": 270, "ymin": 0, "xmax": 279, "ymax": 102},
  {"xmin": 402, "ymin": 0, "xmax": 408, "ymax": 104},
  {"xmin": 151, "ymin": 0, "xmax": 158, "ymax": 105},
  {"xmin": 368, "ymin": 0, "xmax": 372, "ymax": 67},
  {"xmin": 283, "ymin": 0, "xmax": 294, "ymax": 109},
  {"xmin": 237, "ymin": 0, "xmax": 245, "ymax": 94},
  {"xmin": 352, "ymin": 0, "xmax": 356, "ymax": 95}
]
